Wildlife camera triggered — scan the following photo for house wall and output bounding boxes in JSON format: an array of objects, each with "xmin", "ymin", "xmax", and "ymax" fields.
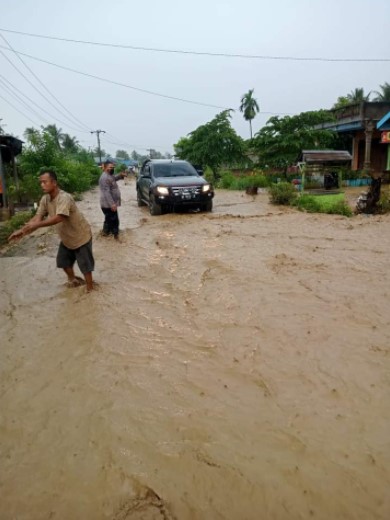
[{"xmin": 351, "ymin": 130, "xmax": 387, "ymax": 172}]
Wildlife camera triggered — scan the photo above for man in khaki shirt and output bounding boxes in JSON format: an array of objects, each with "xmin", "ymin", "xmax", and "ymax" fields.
[{"xmin": 9, "ymin": 169, "xmax": 95, "ymax": 292}]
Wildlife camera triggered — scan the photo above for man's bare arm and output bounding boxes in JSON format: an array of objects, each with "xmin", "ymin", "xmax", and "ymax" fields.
[{"xmin": 8, "ymin": 214, "xmax": 66, "ymax": 241}]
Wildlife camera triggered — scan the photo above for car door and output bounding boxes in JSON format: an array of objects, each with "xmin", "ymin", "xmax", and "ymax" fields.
[{"xmin": 139, "ymin": 163, "xmax": 152, "ymax": 200}]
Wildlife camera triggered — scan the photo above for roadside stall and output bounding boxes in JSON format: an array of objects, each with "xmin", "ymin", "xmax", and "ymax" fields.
[{"xmin": 298, "ymin": 150, "xmax": 352, "ymax": 193}]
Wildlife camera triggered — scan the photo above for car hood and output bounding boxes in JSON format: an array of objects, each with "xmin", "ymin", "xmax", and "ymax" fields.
[{"xmin": 152, "ymin": 176, "xmax": 209, "ymax": 187}]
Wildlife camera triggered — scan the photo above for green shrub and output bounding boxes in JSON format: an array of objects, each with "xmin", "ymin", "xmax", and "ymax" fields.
[
  {"xmin": 293, "ymin": 194, "xmax": 319, "ymax": 212},
  {"xmin": 293, "ymin": 194, "xmax": 352, "ymax": 216},
  {"xmin": 218, "ymin": 171, "xmax": 236, "ymax": 188},
  {"xmin": 269, "ymin": 182, "xmax": 298, "ymax": 205},
  {"xmin": 203, "ymin": 167, "xmax": 215, "ymax": 183},
  {"xmin": 379, "ymin": 190, "xmax": 390, "ymax": 213},
  {"xmin": 0, "ymin": 211, "xmax": 34, "ymax": 247}
]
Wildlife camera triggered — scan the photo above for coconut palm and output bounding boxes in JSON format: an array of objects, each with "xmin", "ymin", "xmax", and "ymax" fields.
[
  {"xmin": 23, "ymin": 127, "xmax": 41, "ymax": 145},
  {"xmin": 346, "ymin": 88, "xmax": 370, "ymax": 103},
  {"xmin": 373, "ymin": 82, "xmax": 390, "ymax": 102},
  {"xmin": 61, "ymin": 134, "xmax": 79, "ymax": 154},
  {"xmin": 240, "ymin": 89, "xmax": 260, "ymax": 139},
  {"xmin": 43, "ymin": 124, "xmax": 64, "ymax": 149}
]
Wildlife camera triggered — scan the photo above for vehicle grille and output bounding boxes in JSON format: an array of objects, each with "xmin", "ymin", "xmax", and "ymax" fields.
[{"xmin": 171, "ymin": 186, "xmax": 202, "ymax": 198}]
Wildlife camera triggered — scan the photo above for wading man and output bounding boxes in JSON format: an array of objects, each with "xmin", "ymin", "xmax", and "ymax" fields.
[
  {"xmin": 9, "ymin": 169, "xmax": 95, "ymax": 292},
  {"xmin": 99, "ymin": 161, "xmax": 127, "ymax": 239}
]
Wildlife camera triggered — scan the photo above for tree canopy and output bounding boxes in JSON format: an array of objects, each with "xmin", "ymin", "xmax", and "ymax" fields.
[
  {"xmin": 174, "ymin": 110, "xmax": 244, "ymax": 177},
  {"xmin": 373, "ymin": 82, "xmax": 390, "ymax": 102},
  {"xmin": 252, "ymin": 110, "xmax": 335, "ymax": 172},
  {"xmin": 115, "ymin": 149, "xmax": 130, "ymax": 160}
]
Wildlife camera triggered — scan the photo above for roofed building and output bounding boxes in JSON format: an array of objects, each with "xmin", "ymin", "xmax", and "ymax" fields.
[{"xmin": 321, "ymin": 102, "xmax": 390, "ymax": 174}]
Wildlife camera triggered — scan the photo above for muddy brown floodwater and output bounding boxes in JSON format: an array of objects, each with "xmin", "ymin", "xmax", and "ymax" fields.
[{"xmin": 1, "ymin": 179, "xmax": 390, "ymax": 520}]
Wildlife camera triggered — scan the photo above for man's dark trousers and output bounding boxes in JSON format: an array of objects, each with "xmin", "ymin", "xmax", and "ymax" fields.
[{"xmin": 101, "ymin": 207, "xmax": 119, "ymax": 237}]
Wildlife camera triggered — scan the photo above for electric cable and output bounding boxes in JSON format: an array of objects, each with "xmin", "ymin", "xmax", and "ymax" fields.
[
  {"xmin": 0, "ymin": 27, "xmax": 388, "ymax": 62},
  {"xmin": 0, "ymin": 33, "xmax": 91, "ymax": 132},
  {"xmin": 0, "ymin": 91, "xmax": 41, "ymax": 127},
  {"xmin": 0, "ymin": 44, "xmax": 229, "ymax": 110},
  {"xmin": 0, "ymin": 45, "xmax": 294, "ymax": 115},
  {"xmin": 0, "ymin": 73, "xmax": 92, "ymax": 134},
  {"xmin": 0, "ymin": 75, "xmax": 51, "ymax": 125}
]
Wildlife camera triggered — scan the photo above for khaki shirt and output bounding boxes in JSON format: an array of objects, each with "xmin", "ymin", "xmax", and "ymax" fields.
[{"xmin": 37, "ymin": 190, "xmax": 91, "ymax": 249}]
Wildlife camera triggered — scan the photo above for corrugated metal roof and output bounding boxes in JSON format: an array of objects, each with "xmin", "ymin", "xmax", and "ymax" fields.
[
  {"xmin": 0, "ymin": 135, "xmax": 23, "ymax": 163},
  {"xmin": 301, "ymin": 150, "xmax": 352, "ymax": 163},
  {"xmin": 377, "ymin": 111, "xmax": 390, "ymax": 130}
]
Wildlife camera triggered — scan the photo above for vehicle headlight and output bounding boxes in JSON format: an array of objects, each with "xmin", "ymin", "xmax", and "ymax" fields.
[
  {"xmin": 202, "ymin": 184, "xmax": 210, "ymax": 192},
  {"xmin": 156, "ymin": 186, "xmax": 169, "ymax": 195}
]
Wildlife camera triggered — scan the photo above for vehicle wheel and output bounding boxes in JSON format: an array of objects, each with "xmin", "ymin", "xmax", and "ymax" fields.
[
  {"xmin": 137, "ymin": 189, "xmax": 146, "ymax": 206},
  {"xmin": 203, "ymin": 200, "xmax": 213, "ymax": 212},
  {"xmin": 149, "ymin": 195, "xmax": 162, "ymax": 216}
]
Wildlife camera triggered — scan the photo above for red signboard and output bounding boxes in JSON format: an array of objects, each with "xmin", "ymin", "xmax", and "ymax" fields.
[{"xmin": 381, "ymin": 131, "xmax": 390, "ymax": 143}]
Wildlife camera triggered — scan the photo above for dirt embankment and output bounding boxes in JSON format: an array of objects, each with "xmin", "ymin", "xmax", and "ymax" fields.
[{"xmin": 1, "ymin": 180, "xmax": 390, "ymax": 519}]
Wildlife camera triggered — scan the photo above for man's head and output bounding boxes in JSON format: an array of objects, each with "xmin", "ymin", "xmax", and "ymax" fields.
[
  {"xmin": 39, "ymin": 169, "xmax": 58, "ymax": 195},
  {"xmin": 103, "ymin": 161, "xmax": 115, "ymax": 174}
]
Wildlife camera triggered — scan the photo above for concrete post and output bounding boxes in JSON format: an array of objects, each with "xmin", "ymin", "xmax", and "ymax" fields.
[{"xmin": 364, "ymin": 120, "xmax": 375, "ymax": 171}]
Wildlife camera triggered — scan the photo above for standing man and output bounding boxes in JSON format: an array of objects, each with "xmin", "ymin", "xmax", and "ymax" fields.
[
  {"xmin": 99, "ymin": 161, "xmax": 127, "ymax": 239},
  {"xmin": 9, "ymin": 169, "xmax": 95, "ymax": 292}
]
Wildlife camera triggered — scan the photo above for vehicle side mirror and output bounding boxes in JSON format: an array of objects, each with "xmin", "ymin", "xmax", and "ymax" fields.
[{"xmin": 196, "ymin": 169, "xmax": 204, "ymax": 176}]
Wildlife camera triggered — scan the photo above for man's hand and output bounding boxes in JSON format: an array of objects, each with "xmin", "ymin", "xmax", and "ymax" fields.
[
  {"xmin": 8, "ymin": 221, "xmax": 38, "ymax": 241},
  {"xmin": 111, "ymin": 204, "xmax": 117, "ymax": 212},
  {"xmin": 8, "ymin": 228, "xmax": 26, "ymax": 241}
]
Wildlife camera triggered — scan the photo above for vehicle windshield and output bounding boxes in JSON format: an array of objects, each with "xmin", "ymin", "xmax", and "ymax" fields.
[{"xmin": 153, "ymin": 162, "xmax": 198, "ymax": 178}]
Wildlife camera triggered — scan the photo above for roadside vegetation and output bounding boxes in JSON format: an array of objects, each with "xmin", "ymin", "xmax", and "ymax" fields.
[
  {"xmin": 217, "ymin": 170, "xmax": 269, "ymax": 190},
  {"xmin": 5, "ymin": 125, "xmax": 100, "ymax": 206},
  {"xmin": 268, "ymin": 183, "xmax": 352, "ymax": 216},
  {"xmin": 0, "ymin": 211, "xmax": 35, "ymax": 247},
  {"xmin": 293, "ymin": 193, "xmax": 352, "ymax": 216}
]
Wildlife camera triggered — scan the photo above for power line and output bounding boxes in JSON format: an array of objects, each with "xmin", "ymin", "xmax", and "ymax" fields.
[
  {"xmin": 0, "ymin": 75, "xmax": 50, "ymax": 124},
  {"xmin": 0, "ymin": 91, "xmax": 41, "ymax": 127},
  {"xmin": 104, "ymin": 132, "xmax": 169, "ymax": 151},
  {"xmin": 0, "ymin": 32, "xmax": 91, "ymax": 132},
  {"xmin": 0, "ymin": 49, "xmax": 91, "ymax": 134},
  {"xmin": 0, "ymin": 73, "xmax": 92, "ymax": 134},
  {"xmin": 0, "ymin": 44, "xmax": 229, "ymax": 110},
  {"xmin": 0, "ymin": 27, "xmax": 388, "ymax": 62},
  {"xmin": 0, "ymin": 45, "xmax": 293, "ymax": 115}
]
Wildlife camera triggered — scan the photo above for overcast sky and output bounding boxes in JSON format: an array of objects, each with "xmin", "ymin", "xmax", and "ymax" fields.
[{"xmin": 1, "ymin": 0, "xmax": 389, "ymax": 155}]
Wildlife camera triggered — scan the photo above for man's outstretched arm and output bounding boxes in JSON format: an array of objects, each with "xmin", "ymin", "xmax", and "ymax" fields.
[{"xmin": 8, "ymin": 214, "xmax": 66, "ymax": 241}]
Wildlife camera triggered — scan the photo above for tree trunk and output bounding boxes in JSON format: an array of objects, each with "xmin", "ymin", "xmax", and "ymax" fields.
[
  {"xmin": 249, "ymin": 120, "xmax": 253, "ymax": 140},
  {"xmin": 364, "ymin": 177, "xmax": 381, "ymax": 213}
]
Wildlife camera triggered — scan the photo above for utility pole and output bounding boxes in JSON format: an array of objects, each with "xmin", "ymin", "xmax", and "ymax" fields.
[
  {"xmin": 91, "ymin": 130, "xmax": 106, "ymax": 164},
  {"xmin": 0, "ymin": 144, "xmax": 8, "ymax": 210}
]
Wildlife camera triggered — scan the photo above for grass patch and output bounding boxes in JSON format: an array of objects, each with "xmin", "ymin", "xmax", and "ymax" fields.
[
  {"xmin": 218, "ymin": 171, "xmax": 269, "ymax": 190},
  {"xmin": 294, "ymin": 193, "xmax": 352, "ymax": 216},
  {"xmin": 0, "ymin": 211, "xmax": 34, "ymax": 247}
]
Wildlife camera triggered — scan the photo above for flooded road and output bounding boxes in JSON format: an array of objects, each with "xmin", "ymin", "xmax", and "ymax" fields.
[{"xmin": 1, "ymin": 179, "xmax": 390, "ymax": 519}]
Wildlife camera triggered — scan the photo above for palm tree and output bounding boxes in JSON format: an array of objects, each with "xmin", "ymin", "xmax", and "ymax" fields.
[
  {"xmin": 23, "ymin": 127, "xmax": 41, "ymax": 146},
  {"xmin": 61, "ymin": 134, "xmax": 79, "ymax": 154},
  {"xmin": 240, "ymin": 89, "xmax": 260, "ymax": 139},
  {"xmin": 43, "ymin": 124, "xmax": 64, "ymax": 149},
  {"xmin": 373, "ymin": 82, "xmax": 390, "ymax": 102},
  {"xmin": 346, "ymin": 88, "xmax": 370, "ymax": 104}
]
